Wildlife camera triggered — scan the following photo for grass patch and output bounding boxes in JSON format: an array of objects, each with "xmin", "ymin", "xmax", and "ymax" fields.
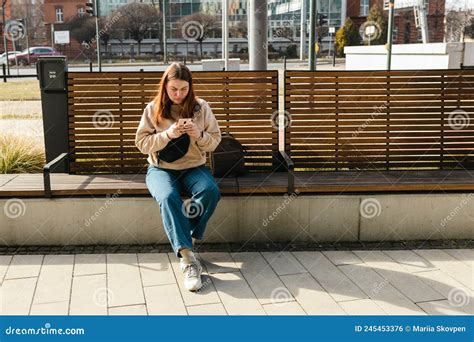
[
  {"xmin": 0, "ymin": 113, "xmax": 42, "ymax": 120},
  {"xmin": 0, "ymin": 80, "xmax": 40, "ymax": 101},
  {"xmin": 0, "ymin": 133, "xmax": 45, "ymax": 173}
]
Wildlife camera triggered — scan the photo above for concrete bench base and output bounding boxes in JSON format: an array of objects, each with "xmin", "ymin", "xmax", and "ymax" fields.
[{"xmin": 1, "ymin": 194, "xmax": 473, "ymax": 245}]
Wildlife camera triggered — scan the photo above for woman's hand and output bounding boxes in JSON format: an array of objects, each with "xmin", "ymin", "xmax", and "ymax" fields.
[
  {"xmin": 165, "ymin": 122, "xmax": 183, "ymax": 139},
  {"xmin": 180, "ymin": 121, "xmax": 202, "ymax": 140}
]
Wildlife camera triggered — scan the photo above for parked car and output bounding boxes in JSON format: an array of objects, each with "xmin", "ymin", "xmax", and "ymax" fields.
[
  {"xmin": 8, "ymin": 47, "xmax": 62, "ymax": 66},
  {"xmin": 0, "ymin": 51, "xmax": 22, "ymax": 65}
]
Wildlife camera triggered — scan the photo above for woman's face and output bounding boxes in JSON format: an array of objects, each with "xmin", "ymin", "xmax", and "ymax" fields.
[{"xmin": 166, "ymin": 78, "xmax": 189, "ymax": 105}]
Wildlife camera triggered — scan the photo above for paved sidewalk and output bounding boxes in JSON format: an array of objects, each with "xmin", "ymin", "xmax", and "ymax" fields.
[{"xmin": 0, "ymin": 249, "xmax": 472, "ymax": 316}]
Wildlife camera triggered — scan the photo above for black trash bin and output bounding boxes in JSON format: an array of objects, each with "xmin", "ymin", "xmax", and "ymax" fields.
[{"xmin": 38, "ymin": 56, "xmax": 69, "ymax": 173}]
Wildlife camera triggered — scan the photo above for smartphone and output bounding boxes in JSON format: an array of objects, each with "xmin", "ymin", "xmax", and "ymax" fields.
[{"xmin": 178, "ymin": 118, "xmax": 193, "ymax": 127}]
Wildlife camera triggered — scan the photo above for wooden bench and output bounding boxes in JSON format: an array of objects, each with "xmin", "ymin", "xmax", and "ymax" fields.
[
  {"xmin": 3, "ymin": 68, "xmax": 474, "ymax": 199},
  {"xmin": 284, "ymin": 69, "xmax": 474, "ymax": 193},
  {"xmin": 39, "ymin": 70, "xmax": 293, "ymax": 198}
]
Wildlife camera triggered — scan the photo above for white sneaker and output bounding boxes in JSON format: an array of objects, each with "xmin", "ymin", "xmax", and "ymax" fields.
[{"xmin": 180, "ymin": 259, "xmax": 202, "ymax": 291}]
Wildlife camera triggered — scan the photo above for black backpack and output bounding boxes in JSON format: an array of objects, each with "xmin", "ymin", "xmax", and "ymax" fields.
[{"xmin": 210, "ymin": 133, "xmax": 247, "ymax": 178}]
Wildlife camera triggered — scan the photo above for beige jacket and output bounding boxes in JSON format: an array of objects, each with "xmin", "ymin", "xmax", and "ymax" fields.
[{"xmin": 135, "ymin": 98, "xmax": 221, "ymax": 170}]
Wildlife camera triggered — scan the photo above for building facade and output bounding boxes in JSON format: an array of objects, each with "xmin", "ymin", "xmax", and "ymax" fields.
[
  {"xmin": 38, "ymin": 0, "xmax": 446, "ymax": 60},
  {"xmin": 347, "ymin": 0, "xmax": 445, "ymax": 44}
]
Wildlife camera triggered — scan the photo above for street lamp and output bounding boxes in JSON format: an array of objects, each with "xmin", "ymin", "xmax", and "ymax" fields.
[
  {"xmin": 85, "ymin": 0, "xmax": 101, "ymax": 71},
  {"xmin": 386, "ymin": 0, "xmax": 395, "ymax": 70},
  {"xmin": 16, "ymin": 18, "xmax": 29, "ymax": 64},
  {"xmin": 162, "ymin": 0, "xmax": 167, "ymax": 64},
  {"xmin": 1, "ymin": 0, "xmax": 10, "ymax": 75}
]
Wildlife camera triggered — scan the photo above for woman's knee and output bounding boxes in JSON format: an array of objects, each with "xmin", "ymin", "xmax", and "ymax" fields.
[
  {"xmin": 205, "ymin": 181, "xmax": 221, "ymax": 202},
  {"xmin": 155, "ymin": 188, "xmax": 181, "ymax": 204},
  {"xmin": 147, "ymin": 180, "xmax": 180, "ymax": 203}
]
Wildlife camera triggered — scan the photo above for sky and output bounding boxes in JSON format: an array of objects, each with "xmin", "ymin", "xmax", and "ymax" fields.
[{"xmin": 446, "ymin": 0, "xmax": 474, "ymax": 10}]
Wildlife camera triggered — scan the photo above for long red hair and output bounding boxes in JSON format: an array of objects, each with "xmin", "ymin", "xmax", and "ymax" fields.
[{"xmin": 152, "ymin": 62, "xmax": 198, "ymax": 124}]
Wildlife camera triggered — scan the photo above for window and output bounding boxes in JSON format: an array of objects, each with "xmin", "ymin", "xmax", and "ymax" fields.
[
  {"xmin": 360, "ymin": 0, "xmax": 369, "ymax": 16},
  {"xmin": 182, "ymin": 3, "xmax": 191, "ymax": 16},
  {"xmin": 404, "ymin": 22, "xmax": 411, "ymax": 44},
  {"xmin": 55, "ymin": 7, "xmax": 64, "ymax": 22},
  {"xmin": 392, "ymin": 27, "xmax": 398, "ymax": 42}
]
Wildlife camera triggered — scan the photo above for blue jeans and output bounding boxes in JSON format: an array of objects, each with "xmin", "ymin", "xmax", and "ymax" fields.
[{"xmin": 146, "ymin": 164, "xmax": 221, "ymax": 257}]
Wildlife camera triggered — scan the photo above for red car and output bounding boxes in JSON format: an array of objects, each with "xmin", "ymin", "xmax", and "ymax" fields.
[{"xmin": 9, "ymin": 47, "xmax": 62, "ymax": 66}]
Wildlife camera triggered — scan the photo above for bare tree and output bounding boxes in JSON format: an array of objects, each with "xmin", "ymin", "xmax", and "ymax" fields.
[
  {"xmin": 149, "ymin": 0, "xmax": 164, "ymax": 56},
  {"xmin": 10, "ymin": 0, "xmax": 47, "ymax": 49},
  {"xmin": 106, "ymin": 14, "xmax": 126, "ymax": 57},
  {"xmin": 445, "ymin": 10, "xmax": 474, "ymax": 42},
  {"xmin": 66, "ymin": 15, "xmax": 96, "ymax": 46},
  {"xmin": 178, "ymin": 12, "xmax": 217, "ymax": 58},
  {"xmin": 466, "ymin": 16, "xmax": 474, "ymax": 39},
  {"xmin": 113, "ymin": 3, "xmax": 159, "ymax": 54},
  {"xmin": 229, "ymin": 21, "xmax": 247, "ymax": 38},
  {"xmin": 272, "ymin": 21, "xmax": 294, "ymax": 42}
]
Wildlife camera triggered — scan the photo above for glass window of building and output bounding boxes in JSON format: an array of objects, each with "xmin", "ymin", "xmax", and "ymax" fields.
[
  {"xmin": 268, "ymin": 0, "xmax": 342, "ymax": 41},
  {"xmin": 360, "ymin": 0, "xmax": 369, "ymax": 16},
  {"xmin": 55, "ymin": 7, "xmax": 64, "ymax": 23}
]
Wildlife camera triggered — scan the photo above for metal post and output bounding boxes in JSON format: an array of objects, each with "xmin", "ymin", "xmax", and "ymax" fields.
[
  {"xmin": 328, "ymin": 32, "xmax": 332, "ymax": 57},
  {"xmin": 24, "ymin": 0, "xmax": 30, "ymax": 65},
  {"xmin": 2, "ymin": 0, "xmax": 10, "ymax": 76},
  {"xmin": 386, "ymin": 0, "xmax": 395, "ymax": 71},
  {"xmin": 12, "ymin": 38, "xmax": 18, "ymax": 75},
  {"xmin": 94, "ymin": 0, "xmax": 101, "ymax": 71},
  {"xmin": 222, "ymin": 0, "xmax": 228, "ymax": 70},
  {"xmin": 300, "ymin": 0, "xmax": 306, "ymax": 60},
  {"xmin": 162, "ymin": 0, "xmax": 167, "ymax": 64},
  {"xmin": 50, "ymin": 23, "xmax": 54, "ymax": 48},
  {"xmin": 249, "ymin": 0, "xmax": 268, "ymax": 70},
  {"xmin": 308, "ymin": 0, "xmax": 316, "ymax": 70},
  {"xmin": 2, "ymin": 63, "xmax": 6, "ymax": 82},
  {"xmin": 185, "ymin": 40, "xmax": 188, "ymax": 61},
  {"xmin": 25, "ymin": 17, "xmax": 30, "ymax": 65}
]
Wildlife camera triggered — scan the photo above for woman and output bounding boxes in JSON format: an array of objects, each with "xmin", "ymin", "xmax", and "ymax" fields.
[{"xmin": 135, "ymin": 63, "xmax": 222, "ymax": 291}]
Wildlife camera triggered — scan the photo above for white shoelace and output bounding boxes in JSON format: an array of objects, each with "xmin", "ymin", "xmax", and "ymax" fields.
[{"xmin": 184, "ymin": 263, "xmax": 199, "ymax": 278}]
